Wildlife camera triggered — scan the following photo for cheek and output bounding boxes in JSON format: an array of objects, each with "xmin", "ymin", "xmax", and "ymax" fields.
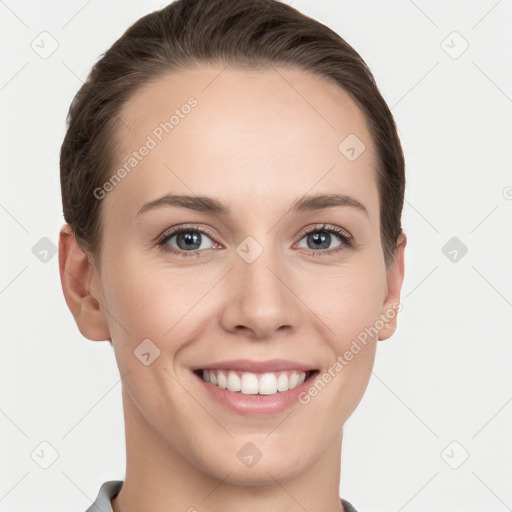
[
  {"xmin": 103, "ymin": 252, "xmax": 177, "ymax": 324},
  {"xmin": 101, "ymin": 257, "xmax": 217, "ymax": 355},
  {"xmin": 294, "ymin": 267, "xmax": 385, "ymax": 425},
  {"xmin": 311, "ymin": 264, "xmax": 387, "ymax": 345},
  {"xmin": 100, "ymin": 261, "xmax": 200, "ymax": 417}
]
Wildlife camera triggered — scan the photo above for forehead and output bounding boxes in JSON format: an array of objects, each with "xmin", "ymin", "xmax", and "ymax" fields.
[{"xmin": 108, "ymin": 64, "xmax": 379, "ymax": 219}]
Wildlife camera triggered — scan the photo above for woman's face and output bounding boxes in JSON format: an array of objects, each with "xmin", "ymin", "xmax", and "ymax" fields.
[{"xmin": 88, "ymin": 65, "xmax": 405, "ymax": 484}]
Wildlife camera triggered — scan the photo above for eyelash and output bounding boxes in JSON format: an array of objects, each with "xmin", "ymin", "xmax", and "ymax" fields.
[{"xmin": 155, "ymin": 223, "xmax": 353, "ymax": 258}]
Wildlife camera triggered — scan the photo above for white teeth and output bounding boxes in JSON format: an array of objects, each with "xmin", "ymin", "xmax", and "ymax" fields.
[
  {"xmin": 259, "ymin": 373, "xmax": 277, "ymax": 395},
  {"xmin": 227, "ymin": 371, "xmax": 241, "ymax": 392},
  {"xmin": 277, "ymin": 372, "xmax": 289, "ymax": 392},
  {"xmin": 200, "ymin": 369, "xmax": 310, "ymax": 395},
  {"xmin": 217, "ymin": 371, "xmax": 227, "ymax": 389},
  {"xmin": 241, "ymin": 372, "xmax": 259, "ymax": 394},
  {"xmin": 289, "ymin": 372, "xmax": 299, "ymax": 388}
]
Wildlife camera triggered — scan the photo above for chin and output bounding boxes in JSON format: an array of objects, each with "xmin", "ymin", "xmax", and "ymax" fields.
[{"xmin": 195, "ymin": 443, "xmax": 313, "ymax": 487}]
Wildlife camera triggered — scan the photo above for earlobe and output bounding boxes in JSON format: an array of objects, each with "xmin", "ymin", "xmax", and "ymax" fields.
[
  {"xmin": 378, "ymin": 232, "xmax": 407, "ymax": 341},
  {"xmin": 58, "ymin": 224, "xmax": 111, "ymax": 342}
]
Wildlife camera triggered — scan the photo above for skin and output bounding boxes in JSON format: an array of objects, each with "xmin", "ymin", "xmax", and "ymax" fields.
[{"xmin": 59, "ymin": 64, "xmax": 406, "ymax": 512}]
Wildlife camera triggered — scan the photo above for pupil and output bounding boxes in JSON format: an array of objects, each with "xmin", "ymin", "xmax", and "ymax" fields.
[
  {"xmin": 310, "ymin": 232, "xmax": 330, "ymax": 249},
  {"xmin": 178, "ymin": 232, "xmax": 201, "ymax": 250}
]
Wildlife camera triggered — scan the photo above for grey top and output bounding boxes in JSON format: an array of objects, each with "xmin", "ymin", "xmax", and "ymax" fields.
[
  {"xmin": 85, "ymin": 481, "xmax": 122, "ymax": 512},
  {"xmin": 86, "ymin": 480, "xmax": 359, "ymax": 512}
]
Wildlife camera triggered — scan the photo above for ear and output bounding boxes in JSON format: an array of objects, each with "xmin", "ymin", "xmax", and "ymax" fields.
[
  {"xmin": 378, "ymin": 232, "xmax": 407, "ymax": 341},
  {"xmin": 58, "ymin": 224, "xmax": 111, "ymax": 342}
]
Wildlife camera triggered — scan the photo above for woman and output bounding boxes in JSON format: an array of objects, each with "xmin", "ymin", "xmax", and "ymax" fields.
[{"xmin": 58, "ymin": 0, "xmax": 406, "ymax": 510}]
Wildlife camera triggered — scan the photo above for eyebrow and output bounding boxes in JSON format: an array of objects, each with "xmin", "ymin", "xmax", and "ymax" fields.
[{"xmin": 136, "ymin": 192, "xmax": 368, "ymax": 217}]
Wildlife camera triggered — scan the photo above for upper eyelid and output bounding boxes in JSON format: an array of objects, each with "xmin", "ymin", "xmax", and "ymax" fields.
[
  {"xmin": 301, "ymin": 224, "xmax": 351, "ymax": 238},
  {"xmin": 155, "ymin": 223, "xmax": 216, "ymax": 243}
]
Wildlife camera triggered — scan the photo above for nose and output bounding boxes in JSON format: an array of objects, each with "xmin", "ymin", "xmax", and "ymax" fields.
[{"xmin": 219, "ymin": 242, "xmax": 302, "ymax": 340}]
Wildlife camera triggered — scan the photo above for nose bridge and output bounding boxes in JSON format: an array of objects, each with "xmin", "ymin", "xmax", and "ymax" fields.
[
  {"xmin": 221, "ymin": 232, "xmax": 299, "ymax": 337},
  {"xmin": 237, "ymin": 232, "xmax": 287, "ymax": 300}
]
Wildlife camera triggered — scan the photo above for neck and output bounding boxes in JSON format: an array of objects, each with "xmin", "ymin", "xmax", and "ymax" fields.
[{"xmin": 112, "ymin": 387, "xmax": 346, "ymax": 512}]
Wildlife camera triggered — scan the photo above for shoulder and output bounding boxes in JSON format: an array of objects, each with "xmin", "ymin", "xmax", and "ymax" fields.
[{"xmin": 85, "ymin": 480, "xmax": 124, "ymax": 512}]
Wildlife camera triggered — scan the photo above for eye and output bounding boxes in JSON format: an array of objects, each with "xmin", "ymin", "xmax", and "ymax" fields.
[
  {"xmin": 157, "ymin": 225, "xmax": 219, "ymax": 257},
  {"xmin": 296, "ymin": 224, "xmax": 353, "ymax": 257},
  {"xmin": 156, "ymin": 223, "xmax": 353, "ymax": 258}
]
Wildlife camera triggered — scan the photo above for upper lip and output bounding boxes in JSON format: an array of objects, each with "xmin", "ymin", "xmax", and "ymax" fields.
[{"xmin": 191, "ymin": 359, "xmax": 317, "ymax": 373}]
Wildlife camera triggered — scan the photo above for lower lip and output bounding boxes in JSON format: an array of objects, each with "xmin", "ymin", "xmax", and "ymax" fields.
[{"xmin": 193, "ymin": 371, "xmax": 319, "ymax": 416}]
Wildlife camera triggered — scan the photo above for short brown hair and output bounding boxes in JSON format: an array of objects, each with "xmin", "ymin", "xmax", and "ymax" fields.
[{"xmin": 60, "ymin": 0, "xmax": 405, "ymax": 267}]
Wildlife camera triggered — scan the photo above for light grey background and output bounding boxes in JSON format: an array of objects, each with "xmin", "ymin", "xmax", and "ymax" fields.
[{"xmin": 1, "ymin": 1, "xmax": 511, "ymax": 511}]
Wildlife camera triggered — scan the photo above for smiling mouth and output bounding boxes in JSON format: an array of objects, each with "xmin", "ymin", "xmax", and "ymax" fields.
[{"xmin": 193, "ymin": 369, "xmax": 319, "ymax": 396}]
